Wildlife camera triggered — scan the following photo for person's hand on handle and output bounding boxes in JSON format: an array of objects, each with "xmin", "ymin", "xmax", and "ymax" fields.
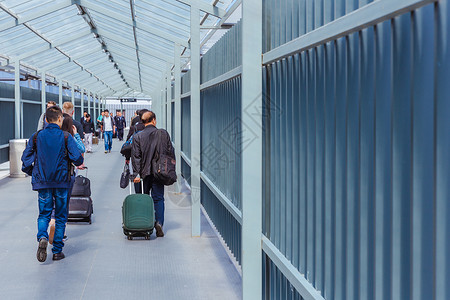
[
  {"xmin": 72, "ymin": 125, "xmax": 77, "ymax": 134},
  {"xmin": 133, "ymin": 176, "xmax": 141, "ymax": 183}
]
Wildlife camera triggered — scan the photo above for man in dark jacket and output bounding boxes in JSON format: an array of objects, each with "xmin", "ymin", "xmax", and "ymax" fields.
[
  {"xmin": 132, "ymin": 111, "xmax": 172, "ymax": 238},
  {"xmin": 114, "ymin": 111, "xmax": 126, "ymax": 141},
  {"xmin": 22, "ymin": 106, "xmax": 84, "ymax": 262}
]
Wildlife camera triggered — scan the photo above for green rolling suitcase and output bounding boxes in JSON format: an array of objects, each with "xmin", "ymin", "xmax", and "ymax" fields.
[{"xmin": 122, "ymin": 181, "xmax": 154, "ymax": 240}]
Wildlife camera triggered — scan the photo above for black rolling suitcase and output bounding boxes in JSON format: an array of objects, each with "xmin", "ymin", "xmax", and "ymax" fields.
[{"xmin": 69, "ymin": 168, "xmax": 93, "ymax": 224}]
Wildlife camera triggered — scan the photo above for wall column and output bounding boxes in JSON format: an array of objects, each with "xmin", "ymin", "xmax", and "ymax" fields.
[
  {"xmin": 174, "ymin": 43, "xmax": 182, "ymax": 179},
  {"xmin": 190, "ymin": 3, "xmax": 201, "ymax": 237},
  {"xmin": 14, "ymin": 60, "xmax": 21, "ymax": 139},
  {"xmin": 41, "ymin": 70, "xmax": 46, "ymax": 114},
  {"xmin": 241, "ymin": 0, "xmax": 263, "ymax": 298}
]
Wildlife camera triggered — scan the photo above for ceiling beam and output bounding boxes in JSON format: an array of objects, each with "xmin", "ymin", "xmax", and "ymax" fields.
[
  {"xmin": 0, "ymin": 0, "xmax": 74, "ymax": 32},
  {"xmin": 17, "ymin": 30, "xmax": 92, "ymax": 60},
  {"xmin": 174, "ymin": 0, "xmax": 226, "ymax": 18},
  {"xmin": 94, "ymin": 27, "xmax": 173, "ymax": 64},
  {"xmin": 77, "ymin": 0, "xmax": 189, "ymax": 47}
]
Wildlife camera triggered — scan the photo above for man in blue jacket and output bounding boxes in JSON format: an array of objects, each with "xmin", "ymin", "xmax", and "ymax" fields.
[{"xmin": 22, "ymin": 106, "xmax": 84, "ymax": 262}]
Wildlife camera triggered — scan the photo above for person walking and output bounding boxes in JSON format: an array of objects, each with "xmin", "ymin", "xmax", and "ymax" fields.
[
  {"xmin": 114, "ymin": 111, "xmax": 126, "ymax": 141},
  {"xmin": 102, "ymin": 109, "xmax": 115, "ymax": 153},
  {"xmin": 21, "ymin": 105, "xmax": 84, "ymax": 262},
  {"xmin": 82, "ymin": 114, "xmax": 95, "ymax": 153},
  {"xmin": 131, "ymin": 111, "xmax": 174, "ymax": 237},
  {"xmin": 124, "ymin": 109, "xmax": 148, "ymax": 193},
  {"xmin": 80, "ymin": 111, "xmax": 87, "ymax": 124},
  {"xmin": 48, "ymin": 114, "xmax": 85, "ymax": 244},
  {"xmin": 62, "ymin": 102, "xmax": 85, "ymax": 141},
  {"xmin": 36, "ymin": 101, "xmax": 57, "ymax": 130}
]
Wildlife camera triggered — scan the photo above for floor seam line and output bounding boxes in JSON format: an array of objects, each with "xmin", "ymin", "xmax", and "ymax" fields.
[{"xmin": 80, "ymin": 248, "xmax": 99, "ymax": 300}]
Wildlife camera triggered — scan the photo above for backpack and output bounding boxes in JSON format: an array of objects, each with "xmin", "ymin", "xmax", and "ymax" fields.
[
  {"xmin": 120, "ymin": 125, "xmax": 141, "ymax": 158},
  {"xmin": 151, "ymin": 129, "xmax": 176, "ymax": 186}
]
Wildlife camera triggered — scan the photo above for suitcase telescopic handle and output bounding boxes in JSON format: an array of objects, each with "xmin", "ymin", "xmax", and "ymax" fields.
[
  {"xmin": 129, "ymin": 178, "xmax": 144, "ymax": 195},
  {"xmin": 77, "ymin": 166, "xmax": 88, "ymax": 177}
]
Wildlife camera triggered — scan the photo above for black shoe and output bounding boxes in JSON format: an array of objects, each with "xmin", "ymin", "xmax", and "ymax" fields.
[
  {"xmin": 52, "ymin": 252, "xmax": 65, "ymax": 261},
  {"xmin": 155, "ymin": 222, "xmax": 164, "ymax": 237},
  {"xmin": 37, "ymin": 237, "xmax": 48, "ymax": 262}
]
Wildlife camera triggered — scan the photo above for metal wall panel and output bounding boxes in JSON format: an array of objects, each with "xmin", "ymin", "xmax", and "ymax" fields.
[
  {"xmin": 171, "ymin": 101, "xmax": 175, "ymax": 140},
  {"xmin": 0, "ymin": 83, "xmax": 78, "ymax": 164},
  {"xmin": 262, "ymin": 0, "xmax": 375, "ymax": 53},
  {"xmin": 22, "ymin": 102, "xmax": 41, "ymax": 139},
  {"xmin": 200, "ymin": 77, "xmax": 242, "ymax": 210},
  {"xmin": 262, "ymin": 1, "xmax": 450, "ymax": 299},
  {"xmin": 181, "ymin": 157, "xmax": 191, "ymax": 186},
  {"xmin": 181, "ymin": 96, "xmax": 191, "ymax": 158},
  {"xmin": 201, "ymin": 22, "xmax": 242, "ymax": 84},
  {"xmin": 181, "ymin": 71, "xmax": 191, "ymax": 95},
  {"xmin": 201, "ymin": 181, "xmax": 241, "ymax": 264}
]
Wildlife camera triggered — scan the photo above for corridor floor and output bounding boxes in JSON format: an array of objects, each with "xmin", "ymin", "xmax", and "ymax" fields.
[{"xmin": 0, "ymin": 139, "xmax": 242, "ymax": 300}]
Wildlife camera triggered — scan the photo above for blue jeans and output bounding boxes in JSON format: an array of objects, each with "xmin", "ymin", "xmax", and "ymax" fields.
[
  {"xmin": 37, "ymin": 188, "xmax": 68, "ymax": 254},
  {"xmin": 140, "ymin": 176, "xmax": 165, "ymax": 226},
  {"xmin": 104, "ymin": 131, "xmax": 113, "ymax": 151}
]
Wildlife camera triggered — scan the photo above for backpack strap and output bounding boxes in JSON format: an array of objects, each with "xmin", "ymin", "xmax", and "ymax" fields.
[{"xmin": 32, "ymin": 129, "xmax": 43, "ymax": 152}]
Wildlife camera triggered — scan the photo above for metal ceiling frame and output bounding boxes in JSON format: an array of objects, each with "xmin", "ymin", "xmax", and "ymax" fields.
[{"xmin": 0, "ymin": 0, "xmax": 235, "ymax": 97}]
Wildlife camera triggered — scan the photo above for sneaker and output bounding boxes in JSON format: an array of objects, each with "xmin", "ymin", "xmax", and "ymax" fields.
[
  {"xmin": 49, "ymin": 223, "xmax": 55, "ymax": 245},
  {"xmin": 62, "ymin": 235, "xmax": 68, "ymax": 242},
  {"xmin": 52, "ymin": 252, "xmax": 65, "ymax": 261},
  {"xmin": 155, "ymin": 222, "xmax": 164, "ymax": 237},
  {"xmin": 37, "ymin": 237, "xmax": 48, "ymax": 262},
  {"xmin": 105, "ymin": 151, "xmax": 108, "ymax": 153},
  {"xmin": 108, "ymin": 150, "xmax": 111, "ymax": 153}
]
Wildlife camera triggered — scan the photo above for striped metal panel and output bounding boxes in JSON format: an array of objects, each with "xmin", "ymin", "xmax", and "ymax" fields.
[
  {"xmin": 262, "ymin": 0, "xmax": 375, "ymax": 53},
  {"xmin": 171, "ymin": 101, "xmax": 175, "ymax": 140},
  {"xmin": 201, "ymin": 21, "xmax": 242, "ymax": 84},
  {"xmin": 263, "ymin": 253, "xmax": 303, "ymax": 300},
  {"xmin": 22, "ymin": 102, "xmax": 41, "ymax": 139},
  {"xmin": 262, "ymin": 1, "xmax": 450, "ymax": 299},
  {"xmin": 181, "ymin": 157, "xmax": 191, "ymax": 186},
  {"xmin": 181, "ymin": 71, "xmax": 191, "ymax": 94},
  {"xmin": 181, "ymin": 96, "xmax": 191, "ymax": 159},
  {"xmin": 200, "ymin": 76, "xmax": 242, "ymax": 210},
  {"xmin": 201, "ymin": 181, "xmax": 241, "ymax": 264}
]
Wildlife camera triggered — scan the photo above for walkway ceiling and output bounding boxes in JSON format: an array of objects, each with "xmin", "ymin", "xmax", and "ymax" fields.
[{"xmin": 0, "ymin": 0, "xmax": 240, "ymax": 98}]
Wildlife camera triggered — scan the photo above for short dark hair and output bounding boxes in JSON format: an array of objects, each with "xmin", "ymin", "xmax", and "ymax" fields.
[
  {"xmin": 104, "ymin": 109, "xmax": 109, "ymax": 113},
  {"xmin": 47, "ymin": 101, "xmax": 57, "ymax": 106},
  {"xmin": 45, "ymin": 106, "xmax": 63, "ymax": 123},
  {"xmin": 141, "ymin": 111, "xmax": 156, "ymax": 124},
  {"xmin": 86, "ymin": 114, "xmax": 90, "ymax": 118},
  {"xmin": 138, "ymin": 109, "xmax": 149, "ymax": 118}
]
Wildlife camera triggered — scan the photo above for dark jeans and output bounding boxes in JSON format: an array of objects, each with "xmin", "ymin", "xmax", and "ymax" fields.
[
  {"xmin": 37, "ymin": 188, "xmax": 68, "ymax": 254},
  {"xmin": 135, "ymin": 176, "xmax": 165, "ymax": 226},
  {"xmin": 104, "ymin": 131, "xmax": 113, "ymax": 151},
  {"xmin": 117, "ymin": 128, "xmax": 124, "ymax": 141}
]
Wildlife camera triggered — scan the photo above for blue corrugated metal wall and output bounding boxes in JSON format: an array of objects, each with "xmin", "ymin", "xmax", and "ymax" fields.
[
  {"xmin": 200, "ymin": 76, "xmax": 242, "ymax": 262},
  {"xmin": 181, "ymin": 95, "xmax": 191, "ymax": 160},
  {"xmin": 0, "ymin": 81, "xmax": 98, "ymax": 164},
  {"xmin": 260, "ymin": 0, "xmax": 450, "ymax": 299}
]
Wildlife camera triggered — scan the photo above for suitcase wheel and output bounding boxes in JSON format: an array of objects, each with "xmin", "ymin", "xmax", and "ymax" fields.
[
  {"xmin": 145, "ymin": 235, "xmax": 150, "ymax": 240},
  {"xmin": 127, "ymin": 236, "xmax": 133, "ymax": 240}
]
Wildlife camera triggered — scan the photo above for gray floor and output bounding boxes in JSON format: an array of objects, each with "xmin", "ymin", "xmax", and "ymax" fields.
[{"xmin": 0, "ymin": 140, "xmax": 242, "ymax": 300}]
